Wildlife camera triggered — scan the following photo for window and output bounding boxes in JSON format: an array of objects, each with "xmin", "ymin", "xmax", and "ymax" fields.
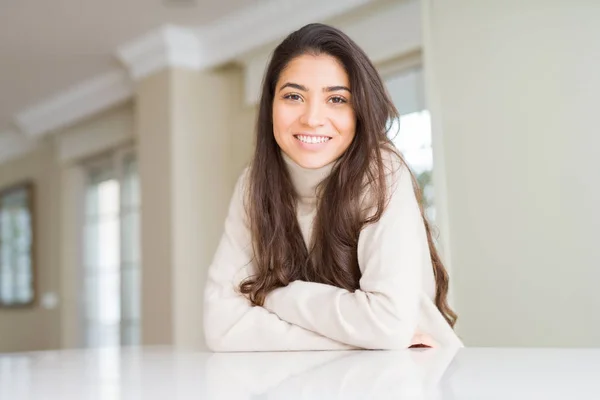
[
  {"xmin": 0, "ymin": 183, "xmax": 34, "ymax": 306},
  {"xmin": 385, "ymin": 67, "xmax": 436, "ymax": 221},
  {"xmin": 82, "ymin": 148, "xmax": 141, "ymax": 347}
]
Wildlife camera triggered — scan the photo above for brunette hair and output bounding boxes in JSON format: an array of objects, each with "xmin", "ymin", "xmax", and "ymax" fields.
[{"xmin": 240, "ymin": 23, "xmax": 457, "ymax": 328}]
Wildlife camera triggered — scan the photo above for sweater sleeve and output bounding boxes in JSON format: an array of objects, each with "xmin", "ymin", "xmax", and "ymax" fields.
[
  {"xmin": 264, "ymin": 160, "xmax": 428, "ymax": 349},
  {"xmin": 203, "ymin": 168, "xmax": 357, "ymax": 352}
]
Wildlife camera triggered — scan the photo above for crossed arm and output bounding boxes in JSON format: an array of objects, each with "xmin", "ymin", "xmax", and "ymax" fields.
[
  {"xmin": 203, "ymin": 163, "xmax": 429, "ymax": 351},
  {"xmin": 203, "ymin": 169, "xmax": 356, "ymax": 351}
]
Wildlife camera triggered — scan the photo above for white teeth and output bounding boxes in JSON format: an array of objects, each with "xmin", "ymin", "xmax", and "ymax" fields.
[{"xmin": 297, "ymin": 135, "xmax": 330, "ymax": 144}]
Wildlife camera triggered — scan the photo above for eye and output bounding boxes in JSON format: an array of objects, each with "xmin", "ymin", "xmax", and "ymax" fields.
[
  {"xmin": 283, "ymin": 93, "xmax": 303, "ymax": 102},
  {"xmin": 329, "ymin": 96, "xmax": 347, "ymax": 104}
]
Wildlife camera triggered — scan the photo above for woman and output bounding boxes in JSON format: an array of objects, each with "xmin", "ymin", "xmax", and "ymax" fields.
[{"xmin": 204, "ymin": 23, "xmax": 463, "ymax": 351}]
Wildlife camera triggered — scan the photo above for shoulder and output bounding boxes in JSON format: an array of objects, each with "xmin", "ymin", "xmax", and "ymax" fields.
[
  {"xmin": 380, "ymin": 145, "xmax": 412, "ymax": 191},
  {"xmin": 382, "ymin": 149, "xmax": 425, "ymax": 234},
  {"xmin": 361, "ymin": 145, "xmax": 417, "ymax": 220},
  {"xmin": 370, "ymin": 144, "xmax": 415, "ymax": 196},
  {"xmin": 381, "ymin": 146, "xmax": 419, "ymax": 207},
  {"xmin": 234, "ymin": 165, "xmax": 251, "ymax": 188},
  {"xmin": 228, "ymin": 166, "xmax": 252, "ymax": 220},
  {"xmin": 231, "ymin": 165, "xmax": 253, "ymax": 205}
]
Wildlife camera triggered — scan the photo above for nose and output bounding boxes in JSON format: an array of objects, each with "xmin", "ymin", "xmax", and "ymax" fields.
[{"xmin": 300, "ymin": 102, "xmax": 326, "ymax": 128}]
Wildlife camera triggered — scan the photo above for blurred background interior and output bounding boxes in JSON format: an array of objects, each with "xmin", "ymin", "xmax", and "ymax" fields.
[{"xmin": 0, "ymin": 0, "xmax": 598, "ymax": 353}]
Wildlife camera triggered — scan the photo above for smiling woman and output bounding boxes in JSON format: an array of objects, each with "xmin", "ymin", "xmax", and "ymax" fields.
[{"xmin": 203, "ymin": 23, "xmax": 462, "ymax": 351}]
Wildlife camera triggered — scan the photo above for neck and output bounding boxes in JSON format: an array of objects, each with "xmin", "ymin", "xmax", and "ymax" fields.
[{"xmin": 281, "ymin": 152, "xmax": 336, "ymax": 201}]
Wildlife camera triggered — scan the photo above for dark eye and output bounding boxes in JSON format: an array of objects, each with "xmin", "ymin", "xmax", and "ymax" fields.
[
  {"xmin": 284, "ymin": 93, "xmax": 302, "ymax": 101},
  {"xmin": 329, "ymin": 96, "xmax": 347, "ymax": 104}
]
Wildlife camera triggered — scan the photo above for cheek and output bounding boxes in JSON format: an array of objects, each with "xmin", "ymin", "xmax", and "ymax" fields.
[
  {"xmin": 273, "ymin": 103, "xmax": 298, "ymax": 134},
  {"xmin": 333, "ymin": 110, "xmax": 357, "ymax": 140}
]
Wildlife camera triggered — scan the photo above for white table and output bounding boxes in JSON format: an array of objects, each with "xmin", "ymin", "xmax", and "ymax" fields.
[{"xmin": 1, "ymin": 347, "xmax": 599, "ymax": 399}]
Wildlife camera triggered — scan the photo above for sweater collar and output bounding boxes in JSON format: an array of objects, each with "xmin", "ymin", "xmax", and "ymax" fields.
[{"xmin": 281, "ymin": 151, "xmax": 336, "ymax": 200}]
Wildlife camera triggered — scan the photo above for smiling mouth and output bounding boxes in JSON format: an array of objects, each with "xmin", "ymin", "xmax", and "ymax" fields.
[{"xmin": 294, "ymin": 134, "xmax": 332, "ymax": 144}]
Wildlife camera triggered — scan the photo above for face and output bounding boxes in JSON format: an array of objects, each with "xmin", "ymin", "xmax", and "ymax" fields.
[{"xmin": 272, "ymin": 54, "xmax": 356, "ymax": 169}]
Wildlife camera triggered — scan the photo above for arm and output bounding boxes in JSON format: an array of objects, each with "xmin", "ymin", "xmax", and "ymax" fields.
[
  {"xmin": 264, "ymin": 160, "xmax": 428, "ymax": 349},
  {"xmin": 203, "ymin": 169, "xmax": 357, "ymax": 352}
]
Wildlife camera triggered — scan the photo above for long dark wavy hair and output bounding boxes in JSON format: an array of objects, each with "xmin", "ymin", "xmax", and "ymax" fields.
[{"xmin": 239, "ymin": 23, "xmax": 457, "ymax": 328}]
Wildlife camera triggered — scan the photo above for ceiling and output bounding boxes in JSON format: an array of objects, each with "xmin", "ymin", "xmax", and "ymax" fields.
[{"xmin": 0, "ymin": 0, "xmax": 257, "ymax": 134}]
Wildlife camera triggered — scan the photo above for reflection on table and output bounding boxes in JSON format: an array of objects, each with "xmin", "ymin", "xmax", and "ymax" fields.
[{"xmin": 2, "ymin": 346, "xmax": 600, "ymax": 399}]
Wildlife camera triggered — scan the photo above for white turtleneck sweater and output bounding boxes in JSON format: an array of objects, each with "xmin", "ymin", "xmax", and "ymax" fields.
[{"xmin": 203, "ymin": 150, "xmax": 464, "ymax": 351}]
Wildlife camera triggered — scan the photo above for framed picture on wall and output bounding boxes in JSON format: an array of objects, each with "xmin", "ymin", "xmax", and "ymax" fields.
[{"xmin": 0, "ymin": 181, "xmax": 35, "ymax": 308}]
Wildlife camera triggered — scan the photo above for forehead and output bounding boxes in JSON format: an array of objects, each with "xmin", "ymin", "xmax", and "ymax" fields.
[{"xmin": 278, "ymin": 54, "xmax": 350, "ymax": 87}]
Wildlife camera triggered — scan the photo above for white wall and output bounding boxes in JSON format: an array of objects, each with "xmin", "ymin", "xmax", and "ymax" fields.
[{"xmin": 426, "ymin": 0, "xmax": 600, "ymax": 346}]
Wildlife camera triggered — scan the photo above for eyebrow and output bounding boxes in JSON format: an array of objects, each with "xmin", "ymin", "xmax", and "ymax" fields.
[{"xmin": 279, "ymin": 82, "xmax": 351, "ymax": 93}]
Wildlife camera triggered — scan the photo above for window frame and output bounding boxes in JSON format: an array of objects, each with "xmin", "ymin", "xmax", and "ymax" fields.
[{"xmin": 0, "ymin": 180, "xmax": 36, "ymax": 309}]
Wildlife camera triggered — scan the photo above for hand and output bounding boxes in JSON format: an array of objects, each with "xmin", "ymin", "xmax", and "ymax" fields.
[{"xmin": 408, "ymin": 331, "xmax": 438, "ymax": 348}]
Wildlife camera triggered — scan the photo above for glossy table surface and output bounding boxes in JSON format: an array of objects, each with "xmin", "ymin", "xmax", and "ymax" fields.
[{"xmin": 1, "ymin": 346, "xmax": 599, "ymax": 399}]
